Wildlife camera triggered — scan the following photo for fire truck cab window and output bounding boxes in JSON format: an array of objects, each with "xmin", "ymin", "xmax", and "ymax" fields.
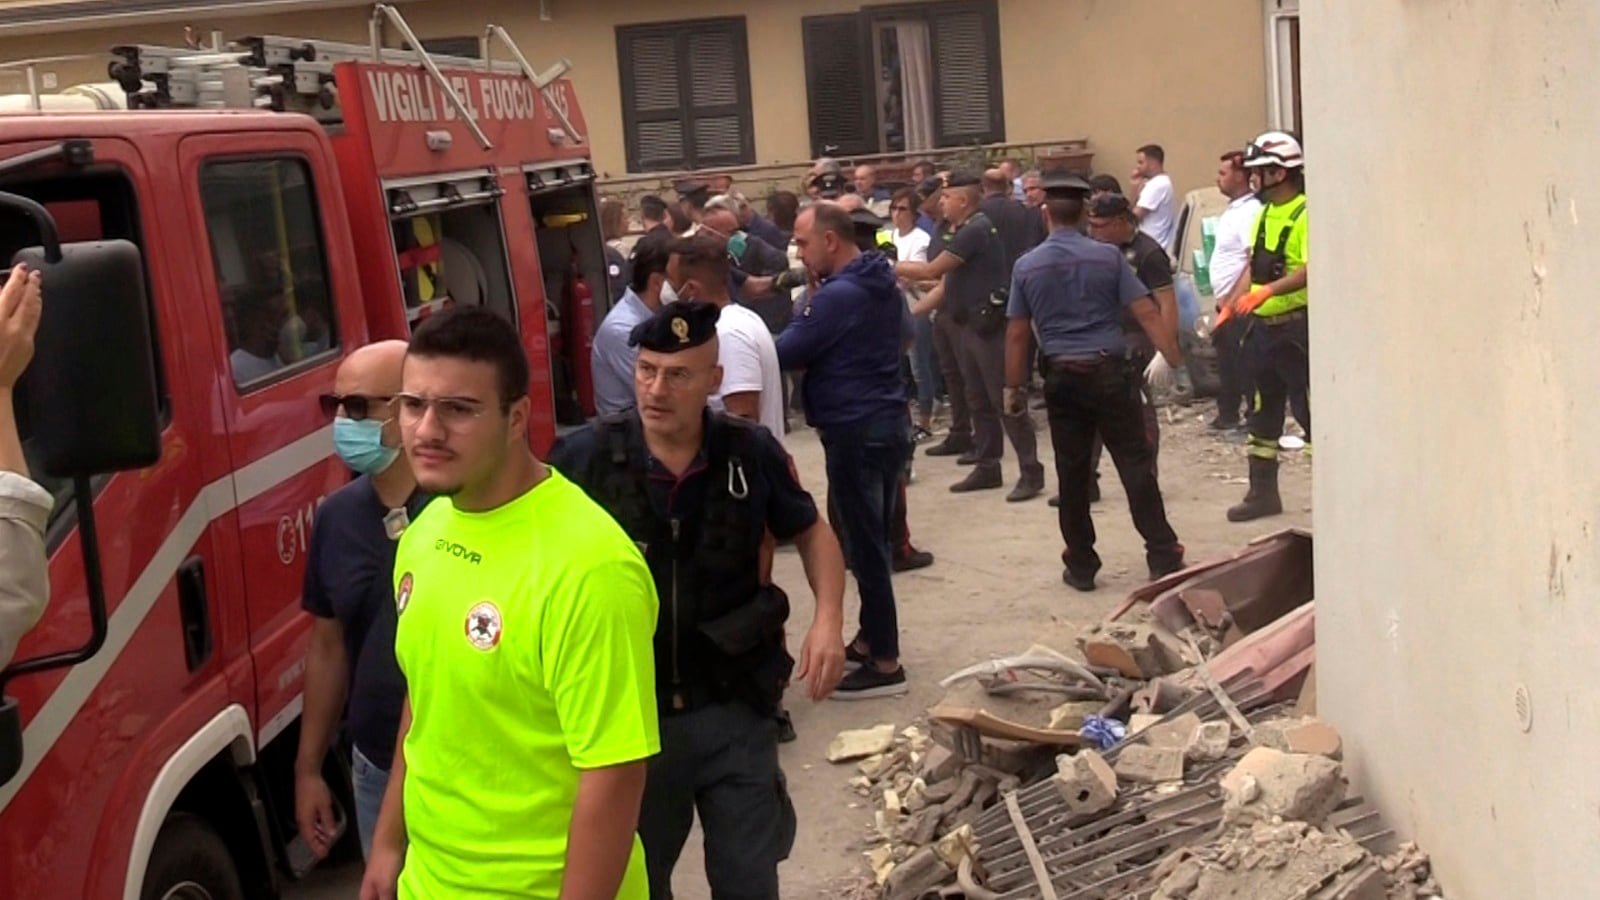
[
  {"xmin": 199, "ymin": 158, "xmax": 339, "ymax": 389},
  {"xmin": 388, "ymin": 176, "xmax": 516, "ymax": 330}
]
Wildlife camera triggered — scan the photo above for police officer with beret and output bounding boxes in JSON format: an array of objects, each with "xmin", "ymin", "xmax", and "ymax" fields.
[
  {"xmin": 1004, "ymin": 172, "xmax": 1186, "ymax": 591},
  {"xmin": 550, "ymin": 301, "xmax": 848, "ymax": 899}
]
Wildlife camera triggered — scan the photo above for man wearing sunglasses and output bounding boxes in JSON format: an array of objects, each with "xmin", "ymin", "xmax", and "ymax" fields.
[{"xmin": 295, "ymin": 340, "xmax": 424, "ymax": 862}]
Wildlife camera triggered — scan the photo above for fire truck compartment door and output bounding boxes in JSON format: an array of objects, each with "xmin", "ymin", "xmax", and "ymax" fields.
[{"xmin": 384, "ymin": 170, "xmax": 503, "ymax": 219}]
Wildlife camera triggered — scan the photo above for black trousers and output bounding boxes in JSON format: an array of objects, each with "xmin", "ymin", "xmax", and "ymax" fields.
[
  {"xmin": 1244, "ymin": 314, "xmax": 1311, "ymax": 458},
  {"xmin": 1089, "ymin": 352, "xmax": 1159, "ymax": 478},
  {"xmin": 1044, "ymin": 359, "xmax": 1183, "ymax": 577},
  {"xmin": 932, "ymin": 311, "xmax": 971, "ymax": 443},
  {"xmin": 956, "ymin": 324, "xmax": 1042, "ymax": 475},
  {"xmin": 640, "ymin": 702, "xmax": 796, "ymax": 900},
  {"xmin": 819, "ymin": 416, "xmax": 908, "ymax": 660},
  {"xmin": 1213, "ymin": 315, "xmax": 1252, "ymax": 423}
]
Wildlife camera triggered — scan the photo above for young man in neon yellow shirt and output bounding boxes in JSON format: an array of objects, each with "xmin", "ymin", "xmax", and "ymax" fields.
[
  {"xmin": 1222, "ymin": 130, "xmax": 1310, "ymax": 523},
  {"xmin": 361, "ymin": 307, "xmax": 660, "ymax": 900}
]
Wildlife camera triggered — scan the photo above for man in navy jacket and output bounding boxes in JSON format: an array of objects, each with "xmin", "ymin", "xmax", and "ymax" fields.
[{"xmin": 777, "ymin": 202, "xmax": 911, "ymax": 700}]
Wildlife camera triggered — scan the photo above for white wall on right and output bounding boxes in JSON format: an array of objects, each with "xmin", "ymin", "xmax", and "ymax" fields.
[{"xmin": 1307, "ymin": 2, "xmax": 1600, "ymax": 897}]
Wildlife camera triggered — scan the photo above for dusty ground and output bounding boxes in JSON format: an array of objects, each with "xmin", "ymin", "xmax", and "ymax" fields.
[{"xmin": 290, "ymin": 403, "xmax": 1312, "ymax": 899}]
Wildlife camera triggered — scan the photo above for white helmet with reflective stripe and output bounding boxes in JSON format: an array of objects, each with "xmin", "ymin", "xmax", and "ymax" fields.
[{"xmin": 1243, "ymin": 131, "xmax": 1304, "ymax": 169}]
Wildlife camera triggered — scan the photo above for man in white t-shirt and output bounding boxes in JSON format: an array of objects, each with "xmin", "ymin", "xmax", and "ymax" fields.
[
  {"xmin": 1206, "ymin": 149, "xmax": 1264, "ymax": 430},
  {"xmin": 1132, "ymin": 144, "xmax": 1177, "ymax": 251},
  {"xmin": 663, "ymin": 232, "xmax": 786, "ymax": 442}
]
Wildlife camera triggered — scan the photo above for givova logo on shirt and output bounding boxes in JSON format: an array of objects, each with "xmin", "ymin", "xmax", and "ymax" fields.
[
  {"xmin": 435, "ymin": 538, "xmax": 483, "ymax": 564},
  {"xmin": 465, "ymin": 601, "xmax": 503, "ymax": 651}
]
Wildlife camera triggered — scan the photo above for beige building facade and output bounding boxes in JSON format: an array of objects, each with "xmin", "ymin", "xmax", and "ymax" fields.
[
  {"xmin": 1, "ymin": 0, "xmax": 1297, "ymax": 197},
  {"xmin": 1310, "ymin": 2, "xmax": 1599, "ymax": 897}
]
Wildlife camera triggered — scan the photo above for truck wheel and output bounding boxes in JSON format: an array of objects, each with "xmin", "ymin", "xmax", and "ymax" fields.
[{"xmin": 140, "ymin": 813, "xmax": 246, "ymax": 900}]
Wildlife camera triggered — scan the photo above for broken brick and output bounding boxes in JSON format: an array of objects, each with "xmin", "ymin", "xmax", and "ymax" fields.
[
  {"xmin": 1257, "ymin": 717, "xmax": 1343, "ymax": 759},
  {"xmin": 1142, "ymin": 712, "xmax": 1203, "ymax": 751},
  {"xmin": 916, "ymin": 744, "xmax": 960, "ymax": 783},
  {"xmin": 828, "ymin": 724, "xmax": 896, "ymax": 763},
  {"xmin": 1185, "ymin": 720, "xmax": 1232, "ymax": 762},
  {"xmin": 1128, "ymin": 713, "xmax": 1164, "ymax": 735},
  {"xmin": 1080, "ymin": 622, "xmax": 1193, "ymax": 678},
  {"xmin": 882, "ymin": 846, "xmax": 951, "ymax": 900},
  {"xmin": 1048, "ymin": 699, "xmax": 1106, "ymax": 731},
  {"xmin": 1114, "ymin": 744, "xmax": 1187, "ymax": 784},
  {"xmin": 1052, "ymin": 750, "xmax": 1119, "ymax": 816},
  {"xmin": 1221, "ymin": 747, "xmax": 1346, "ymax": 826}
]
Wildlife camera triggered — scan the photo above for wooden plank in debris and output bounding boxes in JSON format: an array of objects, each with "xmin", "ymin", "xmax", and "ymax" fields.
[{"xmin": 929, "ymin": 704, "xmax": 1085, "ymax": 748}]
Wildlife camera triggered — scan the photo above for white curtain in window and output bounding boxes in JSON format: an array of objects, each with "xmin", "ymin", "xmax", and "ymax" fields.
[{"xmin": 896, "ymin": 21, "xmax": 936, "ymax": 152}]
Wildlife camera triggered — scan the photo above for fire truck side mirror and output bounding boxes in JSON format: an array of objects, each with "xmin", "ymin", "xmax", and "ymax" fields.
[
  {"xmin": 0, "ymin": 240, "xmax": 160, "ymax": 788},
  {"xmin": 13, "ymin": 240, "xmax": 161, "ymax": 477}
]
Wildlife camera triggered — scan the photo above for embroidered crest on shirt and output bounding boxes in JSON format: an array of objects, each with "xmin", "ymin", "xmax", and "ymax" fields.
[
  {"xmin": 396, "ymin": 573, "xmax": 413, "ymax": 615},
  {"xmin": 465, "ymin": 600, "xmax": 503, "ymax": 651}
]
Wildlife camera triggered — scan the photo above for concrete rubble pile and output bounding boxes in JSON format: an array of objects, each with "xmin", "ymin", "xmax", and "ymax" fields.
[{"xmin": 827, "ymin": 530, "xmax": 1444, "ymax": 899}]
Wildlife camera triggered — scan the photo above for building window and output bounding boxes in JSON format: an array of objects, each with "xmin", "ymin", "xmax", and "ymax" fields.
[
  {"xmin": 200, "ymin": 158, "xmax": 339, "ymax": 389},
  {"xmin": 1265, "ymin": 0, "xmax": 1302, "ymax": 133},
  {"xmin": 803, "ymin": 0, "xmax": 1004, "ymax": 158},
  {"xmin": 616, "ymin": 17, "xmax": 755, "ymax": 172}
]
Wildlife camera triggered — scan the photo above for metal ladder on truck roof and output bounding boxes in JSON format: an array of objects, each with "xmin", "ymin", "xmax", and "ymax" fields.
[{"xmin": 107, "ymin": 3, "xmax": 583, "ymax": 149}]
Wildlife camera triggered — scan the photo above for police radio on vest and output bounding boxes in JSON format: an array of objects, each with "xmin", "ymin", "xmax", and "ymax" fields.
[{"xmin": 365, "ymin": 70, "xmax": 540, "ymax": 125}]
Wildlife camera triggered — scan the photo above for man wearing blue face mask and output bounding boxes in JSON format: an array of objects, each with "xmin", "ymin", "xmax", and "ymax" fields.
[{"xmin": 295, "ymin": 340, "xmax": 428, "ymax": 861}]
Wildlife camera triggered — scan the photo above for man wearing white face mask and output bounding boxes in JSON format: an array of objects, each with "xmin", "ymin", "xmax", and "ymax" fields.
[{"xmin": 294, "ymin": 340, "xmax": 427, "ymax": 861}]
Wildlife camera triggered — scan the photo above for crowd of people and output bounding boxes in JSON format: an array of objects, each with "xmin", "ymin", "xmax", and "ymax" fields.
[
  {"xmin": 281, "ymin": 132, "xmax": 1311, "ymax": 899},
  {"xmin": 0, "ymin": 96, "xmax": 1313, "ymax": 898}
]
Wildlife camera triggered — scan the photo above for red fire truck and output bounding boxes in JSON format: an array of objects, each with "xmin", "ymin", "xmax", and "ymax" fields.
[{"xmin": 0, "ymin": 6, "xmax": 608, "ymax": 897}]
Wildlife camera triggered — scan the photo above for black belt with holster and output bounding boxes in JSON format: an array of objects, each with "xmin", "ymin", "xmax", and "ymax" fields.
[{"xmin": 1044, "ymin": 354, "xmax": 1114, "ymax": 374}]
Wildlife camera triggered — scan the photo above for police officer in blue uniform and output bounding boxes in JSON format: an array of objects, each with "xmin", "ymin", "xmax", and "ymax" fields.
[
  {"xmin": 549, "ymin": 301, "xmax": 849, "ymax": 898},
  {"xmin": 1003, "ymin": 172, "xmax": 1187, "ymax": 591}
]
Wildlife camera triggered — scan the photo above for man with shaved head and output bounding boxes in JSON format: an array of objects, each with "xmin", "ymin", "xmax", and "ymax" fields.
[
  {"xmin": 854, "ymin": 163, "xmax": 891, "ymax": 216},
  {"xmin": 551, "ymin": 301, "xmax": 846, "ymax": 898},
  {"xmin": 295, "ymin": 340, "xmax": 426, "ymax": 860}
]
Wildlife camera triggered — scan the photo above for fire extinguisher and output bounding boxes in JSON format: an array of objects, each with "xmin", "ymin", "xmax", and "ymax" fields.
[{"xmin": 565, "ymin": 235, "xmax": 597, "ymax": 418}]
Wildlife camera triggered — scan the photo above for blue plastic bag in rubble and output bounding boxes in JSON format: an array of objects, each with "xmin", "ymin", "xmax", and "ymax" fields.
[{"xmin": 1079, "ymin": 715, "xmax": 1128, "ymax": 750}]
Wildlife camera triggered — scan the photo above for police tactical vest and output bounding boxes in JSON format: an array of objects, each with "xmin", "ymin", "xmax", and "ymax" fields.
[{"xmin": 584, "ymin": 412, "xmax": 794, "ymax": 714}]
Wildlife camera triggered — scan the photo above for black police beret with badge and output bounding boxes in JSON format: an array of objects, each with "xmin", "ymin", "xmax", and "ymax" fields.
[
  {"xmin": 943, "ymin": 169, "xmax": 982, "ymax": 189},
  {"xmin": 629, "ymin": 299, "xmax": 721, "ymax": 352}
]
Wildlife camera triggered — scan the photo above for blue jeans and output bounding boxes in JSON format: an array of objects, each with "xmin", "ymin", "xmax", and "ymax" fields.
[
  {"xmin": 818, "ymin": 415, "xmax": 910, "ymax": 661},
  {"xmin": 910, "ymin": 315, "xmax": 941, "ymax": 420},
  {"xmin": 351, "ymin": 744, "xmax": 390, "ymax": 860}
]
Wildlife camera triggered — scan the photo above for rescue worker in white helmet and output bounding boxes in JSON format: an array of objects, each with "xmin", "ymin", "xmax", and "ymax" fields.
[{"xmin": 1218, "ymin": 130, "xmax": 1309, "ymax": 521}]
